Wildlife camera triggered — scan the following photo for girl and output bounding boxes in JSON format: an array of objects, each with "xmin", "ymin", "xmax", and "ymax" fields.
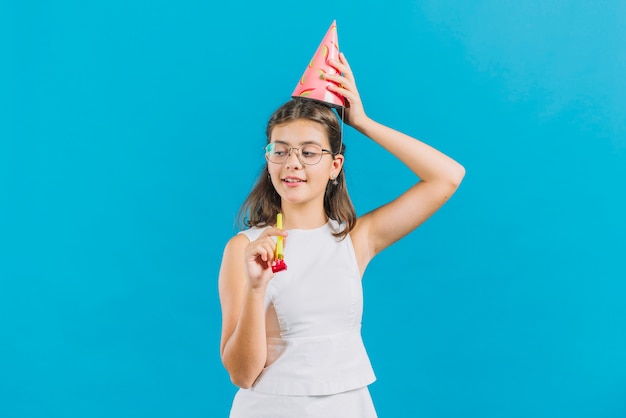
[{"xmin": 218, "ymin": 53, "xmax": 465, "ymax": 417}]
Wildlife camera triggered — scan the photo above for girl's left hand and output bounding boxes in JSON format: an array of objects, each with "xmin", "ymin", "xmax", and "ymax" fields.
[{"xmin": 325, "ymin": 53, "xmax": 368, "ymax": 129}]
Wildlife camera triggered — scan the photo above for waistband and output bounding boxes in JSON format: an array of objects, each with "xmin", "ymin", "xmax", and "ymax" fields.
[{"xmin": 251, "ymin": 328, "xmax": 376, "ymax": 396}]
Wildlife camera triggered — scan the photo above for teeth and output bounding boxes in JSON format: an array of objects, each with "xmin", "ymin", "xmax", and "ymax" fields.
[{"xmin": 284, "ymin": 178, "xmax": 303, "ymax": 183}]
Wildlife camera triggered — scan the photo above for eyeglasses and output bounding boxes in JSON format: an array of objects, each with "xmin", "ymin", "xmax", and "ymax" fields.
[{"xmin": 265, "ymin": 142, "xmax": 333, "ymax": 165}]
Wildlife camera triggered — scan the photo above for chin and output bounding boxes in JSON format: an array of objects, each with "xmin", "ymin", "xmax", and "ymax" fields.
[{"xmin": 280, "ymin": 192, "xmax": 325, "ymax": 207}]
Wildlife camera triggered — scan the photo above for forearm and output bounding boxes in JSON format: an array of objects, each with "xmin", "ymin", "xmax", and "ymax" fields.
[
  {"xmin": 354, "ymin": 117, "xmax": 465, "ymax": 185},
  {"xmin": 221, "ymin": 285, "xmax": 268, "ymax": 388}
]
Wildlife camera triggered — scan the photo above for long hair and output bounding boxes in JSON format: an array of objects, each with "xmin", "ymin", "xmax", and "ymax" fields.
[{"xmin": 237, "ymin": 98, "xmax": 356, "ymax": 239}]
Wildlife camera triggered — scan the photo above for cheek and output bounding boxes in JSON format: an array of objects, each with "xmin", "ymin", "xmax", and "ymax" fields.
[
  {"xmin": 268, "ymin": 166, "xmax": 289, "ymax": 190},
  {"xmin": 267, "ymin": 166, "xmax": 280, "ymax": 182},
  {"xmin": 309, "ymin": 165, "xmax": 332, "ymax": 183}
]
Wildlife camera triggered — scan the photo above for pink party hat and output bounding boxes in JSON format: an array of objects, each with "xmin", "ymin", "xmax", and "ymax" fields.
[{"xmin": 291, "ymin": 20, "xmax": 344, "ymax": 108}]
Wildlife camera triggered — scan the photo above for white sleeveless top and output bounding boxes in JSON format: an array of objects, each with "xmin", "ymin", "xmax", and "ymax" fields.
[{"xmin": 239, "ymin": 220, "xmax": 376, "ymax": 396}]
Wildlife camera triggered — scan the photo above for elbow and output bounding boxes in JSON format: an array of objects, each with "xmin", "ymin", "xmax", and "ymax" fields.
[
  {"xmin": 221, "ymin": 345, "xmax": 265, "ymax": 389},
  {"xmin": 223, "ymin": 356, "xmax": 262, "ymax": 389},
  {"xmin": 445, "ymin": 162, "xmax": 465, "ymax": 192},
  {"xmin": 229, "ymin": 371, "xmax": 258, "ymax": 389},
  {"xmin": 452, "ymin": 163, "xmax": 466, "ymax": 188}
]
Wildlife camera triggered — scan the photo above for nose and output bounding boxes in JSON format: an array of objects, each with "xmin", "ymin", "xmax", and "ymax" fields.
[{"xmin": 284, "ymin": 148, "xmax": 303, "ymax": 168}]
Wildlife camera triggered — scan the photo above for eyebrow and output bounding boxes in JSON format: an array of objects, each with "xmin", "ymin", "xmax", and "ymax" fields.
[{"xmin": 272, "ymin": 140, "xmax": 325, "ymax": 147}]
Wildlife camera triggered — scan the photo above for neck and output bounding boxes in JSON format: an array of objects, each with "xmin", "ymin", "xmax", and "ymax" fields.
[{"xmin": 280, "ymin": 201, "xmax": 328, "ymax": 230}]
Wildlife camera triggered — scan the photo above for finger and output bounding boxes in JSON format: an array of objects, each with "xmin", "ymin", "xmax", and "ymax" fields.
[
  {"xmin": 255, "ymin": 246, "xmax": 269, "ymax": 262},
  {"xmin": 323, "ymin": 74, "xmax": 357, "ymax": 98},
  {"xmin": 255, "ymin": 238, "xmax": 276, "ymax": 258},
  {"xmin": 261, "ymin": 227, "xmax": 289, "ymax": 239},
  {"xmin": 325, "ymin": 71, "xmax": 357, "ymax": 91},
  {"xmin": 323, "ymin": 72, "xmax": 350, "ymax": 86},
  {"xmin": 263, "ymin": 240, "xmax": 277, "ymax": 261},
  {"xmin": 330, "ymin": 53, "xmax": 354, "ymax": 82},
  {"xmin": 327, "ymin": 83, "xmax": 360, "ymax": 105},
  {"xmin": 328, "ymin": 58, "xmax": 348, "ymax": 77},
  {"xmin": 339, "ymin": 52, "xmax": 351, "ymax": 69}
]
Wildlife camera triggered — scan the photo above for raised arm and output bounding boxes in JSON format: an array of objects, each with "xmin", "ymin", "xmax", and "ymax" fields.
[
  {"xmin": 325, "ymin": 54, "xmax": 465, "ymax": 271},
  {"xmin": 218, "ymin": 227, "xmax": 287, "ymax": 388}
]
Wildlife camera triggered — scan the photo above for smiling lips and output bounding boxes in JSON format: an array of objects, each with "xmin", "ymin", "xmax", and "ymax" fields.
[{"xmin": 282, "ymin": 176, "xmax": 306, "ymax": 186}]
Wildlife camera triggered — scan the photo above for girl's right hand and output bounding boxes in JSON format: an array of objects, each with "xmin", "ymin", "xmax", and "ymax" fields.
[{"xmin": 243, "ymin": 227, "xmax": 288, "ymax": 289}]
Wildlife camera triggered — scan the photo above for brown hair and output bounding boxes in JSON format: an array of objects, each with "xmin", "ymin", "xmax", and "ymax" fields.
[{"xmin": 237, "ymin": 98, "xmax": 356, "ymax": 239}]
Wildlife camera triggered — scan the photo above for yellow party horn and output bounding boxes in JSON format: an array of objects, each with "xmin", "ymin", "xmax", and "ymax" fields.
[{"xmin": 272, "ymin": 213, "xmax": 287, "ymax": 273}]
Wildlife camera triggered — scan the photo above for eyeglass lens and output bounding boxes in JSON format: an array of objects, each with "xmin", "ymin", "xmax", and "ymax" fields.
[{"xmin": 266, "ymin": 143, "xmax": 326, "ymax": 165}]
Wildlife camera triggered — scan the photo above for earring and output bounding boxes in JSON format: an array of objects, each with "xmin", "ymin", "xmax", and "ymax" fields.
[{"xmin": 331, "ymin": 175, "xmax": 338, "ymax": 186}]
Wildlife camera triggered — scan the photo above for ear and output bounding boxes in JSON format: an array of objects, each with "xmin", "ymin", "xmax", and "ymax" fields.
[{"xmin": 331, "ymin": 153, "xmax": 344, "ymax": 177}]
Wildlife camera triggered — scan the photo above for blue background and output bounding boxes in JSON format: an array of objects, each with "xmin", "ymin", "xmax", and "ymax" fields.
[{"xmin": 2, "ymin": 1, "xmax": 625, "ymax": 417}]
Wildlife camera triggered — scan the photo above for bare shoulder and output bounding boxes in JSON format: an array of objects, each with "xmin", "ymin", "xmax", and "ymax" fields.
[
  {"xmin": 218, "ymin": 233, "xmax": 251, "ymax": 304},
  {"xmin": 219, "ymin": 233, "xmax": 249, "ymax": 282},
  {"xmin": 224, "ymin": 232, "xmax": 250, "ymax": 254}
]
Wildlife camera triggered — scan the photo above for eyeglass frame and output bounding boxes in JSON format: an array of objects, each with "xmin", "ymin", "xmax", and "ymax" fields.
[{"xmin": 264, "ymin": 142, "xmax": 336, "ymax": 166}]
